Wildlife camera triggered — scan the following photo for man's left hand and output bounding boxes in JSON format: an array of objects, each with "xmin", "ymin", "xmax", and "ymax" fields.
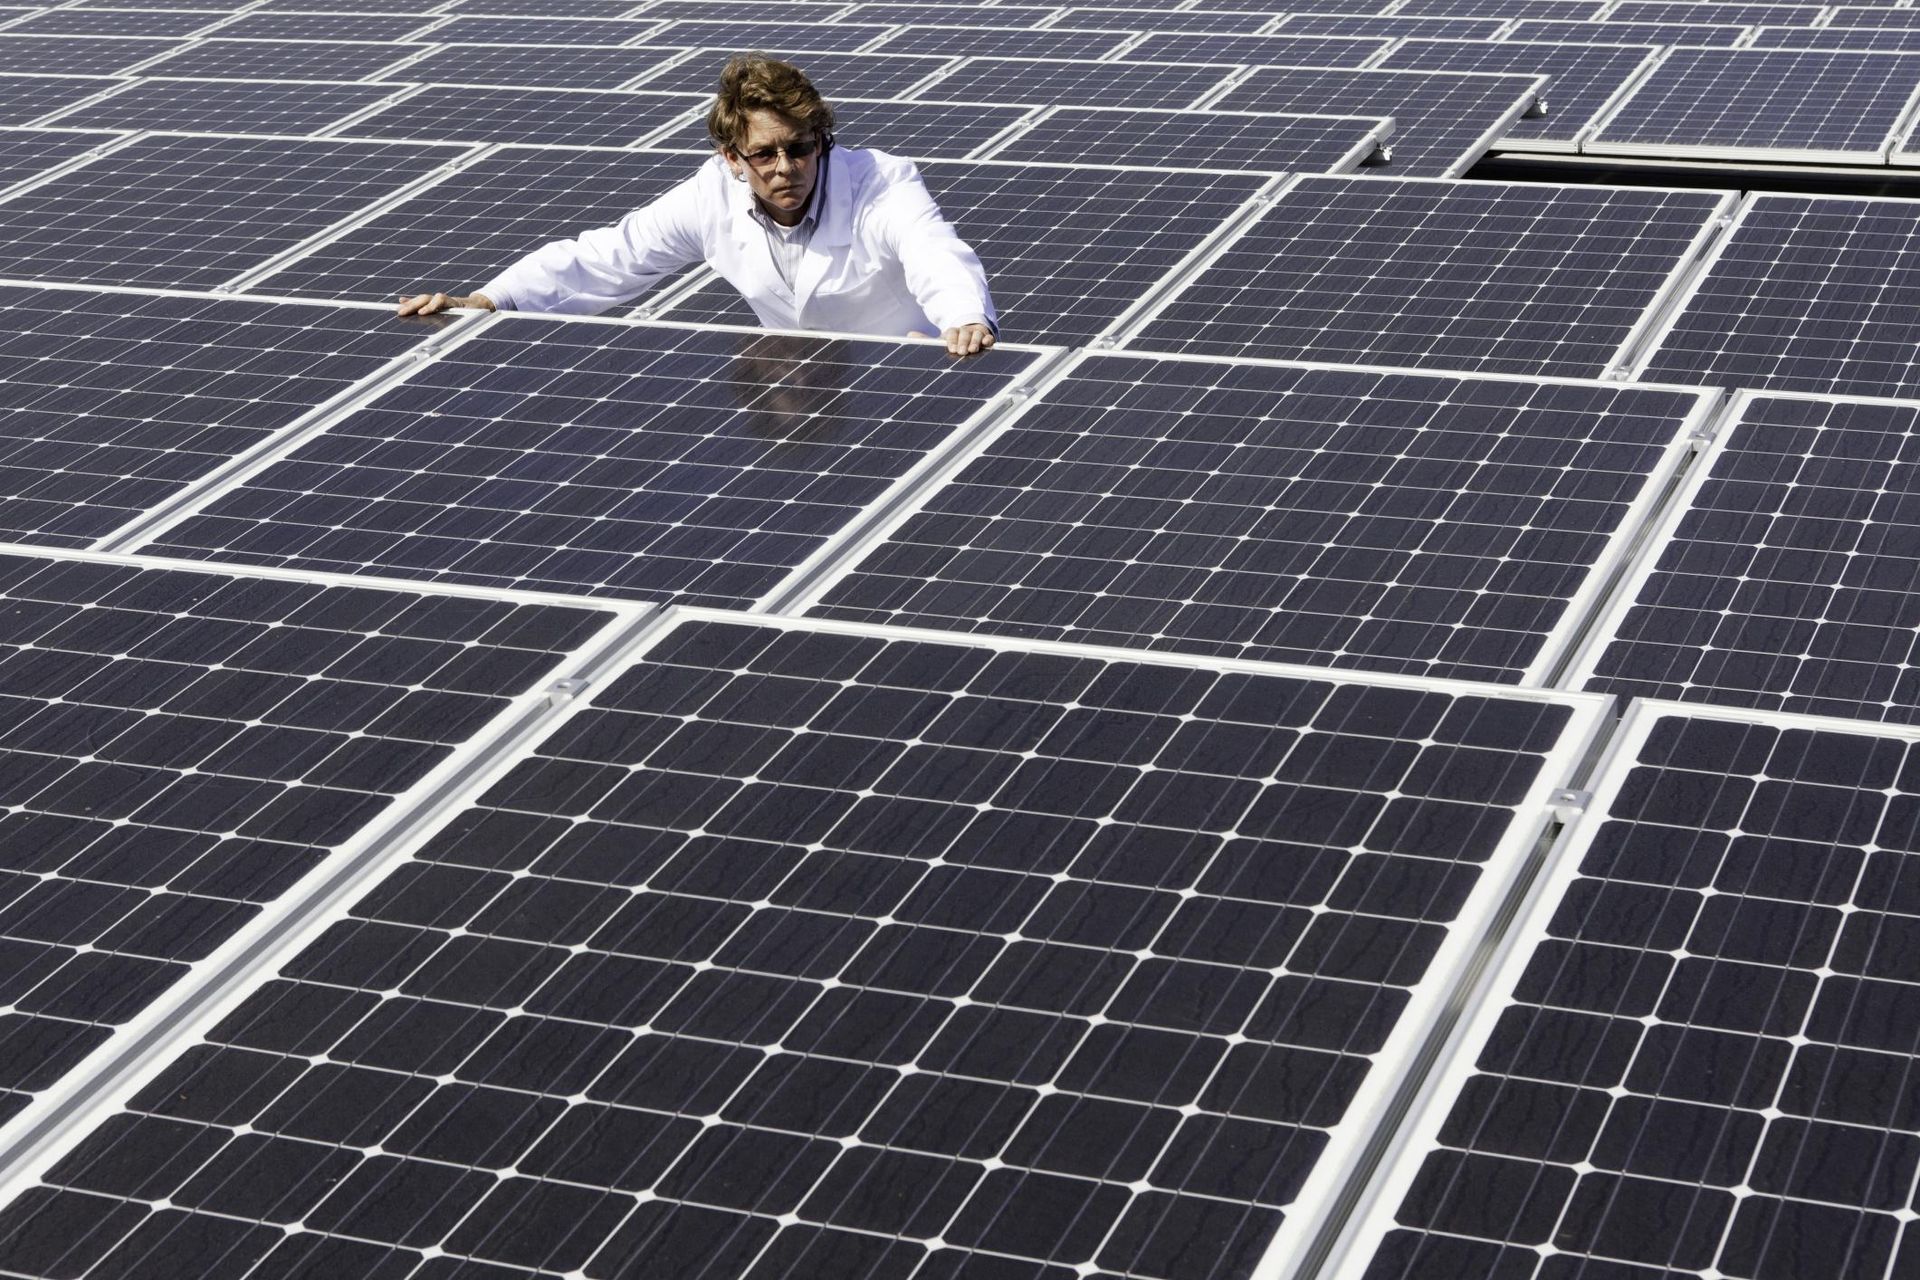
[{"xmin": 944, "ymin": 323, "xmax": 995, "ymax": 357}]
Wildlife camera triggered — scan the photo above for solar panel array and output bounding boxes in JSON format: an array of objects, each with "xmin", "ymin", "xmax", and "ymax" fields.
[{"xmin": 2, "ymin": 1, "xmax": 1920, "ymax": 1280}]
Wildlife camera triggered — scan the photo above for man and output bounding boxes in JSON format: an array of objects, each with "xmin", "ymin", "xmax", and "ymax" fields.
[{"xmin": 398, "ymin": 55, "xmax": 998, "ymax": 357}]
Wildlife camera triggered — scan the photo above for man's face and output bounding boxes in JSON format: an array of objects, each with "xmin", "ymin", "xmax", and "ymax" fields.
[{"xmin": 730, "ymin": 108, "xmax": 820, "ymax": 221}]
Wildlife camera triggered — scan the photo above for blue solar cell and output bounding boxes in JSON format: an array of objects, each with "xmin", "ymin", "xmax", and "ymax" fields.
[
  {"xmin": 1051, "ymin": 6, "xmax": 1276, "ymax": 31},
  {"xmin": 0, "ymin": 129, "xmax": 120, "ymax": 195},
  {"xmin": 647, "ymin": 97, "xmax": 1032, "ymax": 159},
  {"xmin": 1132, "ymin": 176, "xmax": 1727, "ymax": 376},
  {"xmin": 0, "ymin": 35, "xmax": 182, "ymax": 75},
  {"xmin": 1583, "ymin": 394, "xmax": 1920, "ymax": 721},
  {"xmin": 384, "ymin": 42, "xmax": 677, "ymax": 89},
  {"xmin": 989, "ymin": 106, "xmax": 1390, "ymax": 173},
  {"xmin": 1121, "ymin": 31, "xmax": 1393, "ymax": 67},
  {"xmin": 0, "ymin": 288, "xmax": 442, "ymax": 547},
  {"xmin": 0, "ymin": 610, "xmax": 1593, "ymax": 1280},
  {"xmin": 1507, "ymin": 17, "xmax": 1753, "ymax": 42},
  {"xmin": 0, "ymin": 550, "xmax": 610, "ymax": 1125},
  {"xmin": 650, "ymin": 18, "xmax": 894, "ymax": 52},
  {"xmin": 868, "ymin": 25, "xmax": 1135, "ymax": 58},
  {"xmin": 1212, "ymin": 66, "xmax": 1545, "ymax": 176},
  {"xmin": 425, "ymin": 16, "xmax": 666, "ymax": 45},
  {"xmin": 1277, "ymin": 13, "xmax": 1511, "ymax": 37},
  {"xmin": 1607, "ymin": 1, "xmax": 1826, "ymax": 22},
  {"xmin": 0, "ymin": 133, "xmax": 470, "ymax": 289},
  {"xmin": 810, "ymin": 355, "xmax": 1710, "ymax": 681},
  {"xmin": 1588, "ymin": 48, "xmax": 1920, "ymax": 160},
  {"xmin": 139, "ymin": 323, "xmax": 1041, "ymax": 605},
  {"xmin": 204, "ymin": 11, "xmax": 434, "ymax": 41},
  {"xmin": 137, "ymin": 38, "xmax": 428, "ymax": 80},
  {"xmin": 1641, "ymin": 194, "xmax": 1920, "ymax": 398},
  {"xmin": 916, "ymin": 56, "xmax": 1238, "ymax": 108},
  {"xmin": 1752, "ymin": 24, "xmax": 1920, "ymax": 49},
  {"xmin": 2, "ymin": 8, "xmax": 229, "ymax": 37},
  {"xmin": 632, "ymin": 48, "xmax": 957, "ymax": 98},
  {"xmin": 0, "ymin": 74, "xmax": 125, "ymax": 125}
]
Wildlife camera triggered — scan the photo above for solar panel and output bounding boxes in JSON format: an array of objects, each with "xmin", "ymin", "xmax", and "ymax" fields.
[
  {"xmin": 1570, "ymin": 392, "xmax": 1920, "ymax": 722},
  {"xmin": 1752, "ymin": 24, "xmax": 1920, "ymax": 49},
  {"xmin": 1395, "ymin": 0, "xmax": 1605, "ymax": 16},
  {"xmin": 807, "ymin": 356, "xmax": 1713, "ymax": 683},
  {"xmin": 2, "ymin": 9, "xmax": 231, "ymax": 37},
  {"xmin": 1129, "ymin": 176, "xmax": 1731, "ymax": 377},
  {"xmin": 1638, "ymin": 194, "xmax": 1920, "ymax": 398},
  {"xmin": 1337, "ymin": 700, "xmax": 1920, "ymax": 1280},
  {"xmin": 1377, "ymin": 39, "xmax": 1661, "ymax": 151},
  {"xmin": 247, "ymin": 147, "xmax": 699, "ymax": 303},
  {"xmin": 206, "ymin": 11, "xmax": 437, "ymax": 41},
  {"xmin": 1506, "ymin": 17, "xmax": 1755, "ymax": 43},
  {"xmin": 0, "ymin": 287, "xmax": 455, "ymax": 548},
  {"xmin": 0, "ymin": 609, "xmax": 1607, "ymax": 1280},
  {"xmin": 1607, "ymin": 0, "xmax": 1828, "ymax": 22},
  {"xmin": 649, "ymin": 0, "xmax": 853, "ymax": 20},
  {"xmin": 136, "ymin": 38, "xmax": 429, "ymax": 81},
  {"xmin": 1121, "ymin": 32, "xmax": 1394, "ymax": 68},
  {"xmin": 64, "ymin": 0, "xmax": 236, "ymax": 8},
  {"xmin": 1276, "ymin": 13, "xmax": 1512, "ymax": 38},
  {"xmin": 867, "ymin": 24, "xmax": 1137, "ymax": 59},
  {"xmin": 1827, "ymin": 4, "xmax": 1920, "ymax": 24},
  {"xmin": 0, "ymin": 129, "xmax": 121, "ymax": 197},
  {"xmin": 341, "ymin": 85, "xmax": 699, "ymax": 147},
  {"xmin": 913, "ymin": 56, "xmax": 1239, "ymax": 109},
  {"xmin": 445, "ymin": 0, "xmax": 648, "ymax": 13},
  {"xmin": 985, "ymin": 106, "xmax": 1392, "ymax": 174},
  {"xmin": 382, "ymin": 42, "xmax": 674, "ymax": 89},
  {"xmin": 134, "ymin": 320, "xmax": 1045, "ymax": 606},
  {"xmin": 0, "ymin": 73, "xmax": 126, "ymax": 126},
  {"xmin": 660, "ymin": 160, "xmax": 1269, "ymax": 346},
  {"xmin": 0, "ymin": 35, "xmax": 182, "ymax": 75},
  {"xmin": 426, "ymin": 16, "xmax": 667, "ymax": 45},
  {"xmin": 650, "ymin": 19, "xmax": 894, "ymax": 53},
  {"xmin": 1595, "ymin": 48, "xmax": 1920, "ymax": 163},
  {"xmin": 842, "ymin": 2, "xmax": 1063, "ymax": 22},
  {"xmin": 631, "ymin": 48, "xmax": 958, "ymax": 99},
  {"xmin": 41, "ymin": 77, "xmax": 408, "ymax": 135},
  {"xmin": 0, "ymin": 547, "xmax": 616, "ymax": 1133},
  {"xmin": 0, "ymin": 133, "xmax": 470, "ymax": 290},
  {"xmin": 252, "ymin": 0, "xmax": 446, "ymax": 11},
  {"xmin": 650, "ymin": 97, "xmax": 1034, "ymax": 159},
  {"xmin": 1212, "ymin": 67, "xmax": 1546, "ymax": 177},
  {"xmin": 1050, "ymin": 6, "xmax": 1279, "ymax": 31}
]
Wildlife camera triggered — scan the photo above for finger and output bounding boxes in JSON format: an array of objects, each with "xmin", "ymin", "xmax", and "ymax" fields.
[
  {"xmin": 978, "ymin": 329, "xmax": 995, "ymax": 348},
  {"xmin": 396, "ymin": 293, "xmax": 425, "ymax": 315}
]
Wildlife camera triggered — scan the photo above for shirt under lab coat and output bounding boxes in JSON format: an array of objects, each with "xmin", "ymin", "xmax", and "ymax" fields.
[{"xmin": 480, "ymin": 147, "xmax": 997, "ymax": 338}]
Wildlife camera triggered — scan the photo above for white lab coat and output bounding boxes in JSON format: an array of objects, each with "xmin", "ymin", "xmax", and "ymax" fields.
[{"xmin": 480, "ymin": 147, "xmax": 997, "ymax": 337}]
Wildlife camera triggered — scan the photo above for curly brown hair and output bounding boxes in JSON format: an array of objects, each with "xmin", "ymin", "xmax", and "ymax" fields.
[{"xmin": 705, "ymin": 54, "xmax": 836, "ymax": 153}]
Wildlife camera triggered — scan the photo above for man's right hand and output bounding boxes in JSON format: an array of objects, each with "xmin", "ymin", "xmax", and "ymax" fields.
[{"xmin": 396, "ymin": 291, "xmax": 495, "ymax": 316}]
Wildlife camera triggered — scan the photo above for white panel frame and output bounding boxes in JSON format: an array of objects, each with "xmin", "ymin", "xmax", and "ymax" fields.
[{"xmin": 1308, "ymin": 696, "xmax": 1920, "ymax": 1280}]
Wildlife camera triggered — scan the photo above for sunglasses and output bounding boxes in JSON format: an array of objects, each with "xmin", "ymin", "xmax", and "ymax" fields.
[{"xmin": 739, "ymin": 136, "xmax": 825, "ymax": 169}]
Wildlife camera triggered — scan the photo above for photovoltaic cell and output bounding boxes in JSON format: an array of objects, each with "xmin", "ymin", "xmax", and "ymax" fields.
[
  {"xmin": 251, "ymin": 147, "xmax": 699, "ymax": 303},
  {"xmin": 387, "ymin": 42, "xmax": 676, "ymax": 89},
  {"xmin": 867, "ymin": 24, "xmax": 1136, "ymax": 59},
  {"xmin": 445, "ymin": 0, "xmax": 644, "ymax": 12},
  {"xmin": 252, "ymin": 0, "xmax": 447, "ymax": 11},
  {"xmin": 840, "ymin": 2, "xmax": 1061, "ymax": 21},
  {"xmin": 0, "ymin": 610, "xmax": 1598, "ymax": 1280},
  {"xmin": 65, "ymin": 0, "xmax": 235, "ymax": 8},
  {"xmin": 647, "ymin": 99, "xmax": 1033, "ymax": 160},
  {"xmin": 0, "ymin": 74, "xmax": 124, "ymax": 126},
  {"xmin": 1133, "ymin": 176, "xmax": 1727, "ymax": 377},
  {"xmin": 2, "ymin": 9, "xmax": 230, "ymax": 37},
  {"xmin": 139, "ymin": 322, "xmax": 1040, "ymax": 605},
  {"xmin": 0, "ymin": 129, "xmax": 120, "ymax": 196},
  {"xmin": 1507, "ymin": 17, "xmax": 1754, "ymax": 42},
  {"xmin": 1350, "ymin": 703, "xmax": 1920, "ymax": 1280},
  {"xmin": 342, "ymin": 85, "xmax": 699, "ymax": 147},
  {"xmin": 1395, "ymin": 0, "xmax": 1604, "ymax": 17},
  {"xmin": 631, "ymin": 48, "xmax": 957, "ymax": 99},
  {"xmin": 0, "ymin": 35, "xmax": 183, "ymax": 75},
  {"xmin": 427, "ymin": 16, "xmax": 666, "ymax": 45},
  {"xmin": 1122, "ymin": 32, "xmax": 1394, "ymax": 68},
  {"xmin": 1827, "ymin": 5, "xmax": 1920, "ymax": 25},
  {"xmin": 205, "ymin": 11, "xmax": 436, "ymax": 41},
  {"xmin": 1588, "ymin": 48, "xmax": 1920, "ymax": 161},
  {"xmin": 1052, "ymin": 6, "xmax": 1278, "ymax": 31},
  {"xmin": 137, "ymin": 38, "xmax": 429, "ymax": 81},
  {"xmin": 0, "ymin": 287, "xmax": 447, "ymax": 547},
  {"xmin": 989, "ymin": 106, "xmax": 1390, "ymax": 174},
  {"xmin": 914, "ymin": 56, "xmax": 1238, "ymax": 109},
  {"xmin": 44, "ymin": 78, "xmax": 405, "ymax": 135},
  {"xmin": 0, "ymin": 133, "xmax": 470, "ymax": 290},
  {"xmin": 0, "ymin": 550, "xmax": 610, "ymax": 1130},
  {"xmin": 1641, "ymin": 194, "xmax": 1920, "ymax": 398},
  {"xmin": 1377, "ymin": 40, "xmax": 1660, "ymax": 148},
  {"xmin": 1212, "ymin": 67, "xmax": 1546, "ymax": 177},
  {"xmin": 810, "ymin": 356, "xmax": 1709, "ymax": 682},
  {"xmin": 1579, "ymin": 394, "xmax": 1920, "ymax": 722},
  {"xmin": 661, "ymin": 161, "xmax": 1268, "ymax": 346},
  {"xmin": 653, "ymin": 0, "xmax": 852, "ymax": 19},
  {"xmin": 1608, "ymin": 0, "xmax": 1827, "ymax": 22},
  {"xmin": 1752, "ymin": 25, "xmax": 1920, "ymax": 50}
]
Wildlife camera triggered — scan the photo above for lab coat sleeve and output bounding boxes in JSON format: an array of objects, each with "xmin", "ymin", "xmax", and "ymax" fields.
[
  {"xmin": 480, "ymin": 169, "xmax": 710, "ymax": 315},
  {"xmin": 870, "ymin": 164, "xmax": 999, "ymax": 335}
]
